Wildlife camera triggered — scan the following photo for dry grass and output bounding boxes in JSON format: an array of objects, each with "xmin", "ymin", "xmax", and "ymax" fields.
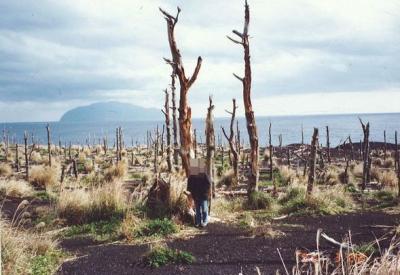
[
  {"xmin": 0, "ymin": 162, "xmax": 12, "ymax": 177},
  {"xmin": 104, "ymin": 161, "xmax": 127, "ymax": 182},
  {"xmin": 29, "ymin": 165, "xmax": 59, "ymax": 188},
  {"xmin": 57, "ymin": 182, "xmax": 127, "ymax": 224},
  {"xmin": 0, "ymin": 217, "xmax": 59, "ymax": 274},
  {"xmin": 30, "ymin": 151, "xmax": 42, "ymax": 164},
  {"xmin": 218, "ymin": 169, "xmax": 235, "ymax": 187},
  {"xmin": 379, "ymin": 170, "xmax": 398, "ymax": 187},
  {"xmin": 279, "ymin": 165, "xmax": 296, "ymax": 185},
  {"xmin": 0, "ymin": 179, "xmax": 34, "ymax": 198}
]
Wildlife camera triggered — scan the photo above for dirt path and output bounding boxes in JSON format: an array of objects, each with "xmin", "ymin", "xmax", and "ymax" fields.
[{"xmin": 57, "ymin": 211, "xmax": 399, "ymax": 275}]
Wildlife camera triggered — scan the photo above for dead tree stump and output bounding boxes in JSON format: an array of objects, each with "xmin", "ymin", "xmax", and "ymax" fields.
[{"xmin": 307, "ymin": 128, "xmax": 319, "ymax": 195}]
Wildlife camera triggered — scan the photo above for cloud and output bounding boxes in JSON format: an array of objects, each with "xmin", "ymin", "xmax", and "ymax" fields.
[{"xmin": 0, "ymin": 0, "xmax": 399, "ymax": 121}]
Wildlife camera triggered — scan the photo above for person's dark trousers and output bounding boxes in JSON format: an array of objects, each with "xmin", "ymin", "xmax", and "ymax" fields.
[{"xmin": 195, "ymin": 199, "xmax": 209, "ymax": 226}]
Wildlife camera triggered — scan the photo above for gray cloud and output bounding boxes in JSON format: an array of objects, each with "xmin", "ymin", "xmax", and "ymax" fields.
[{"xmin": 0, "ymin": 0, "xmax": 399, "ymax": 121}]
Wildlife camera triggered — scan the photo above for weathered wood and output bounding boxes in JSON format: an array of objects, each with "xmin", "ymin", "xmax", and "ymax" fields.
[
  {"xmin": 162, "ymin": 89, "xmax": 173, "ymax": 173},
  {"xmin": 15, "ymin": 143, "xmax": 20, "ymax": 172},
  {"xmin": 154, "ymin": 126, "xmax": 159, "ymax": 174},
  {"xmin": 383, "ymin": 130, "xmax": 387, "ymax": 161},
  {"xmin": 160, "ymin": 6, "xmax": 202, "ymax": 176},
  {"xmin": 206, "ymin": 96, "xmax": 216, "ymax": 198},
  {"xmin": 193, "ymin": 129, "xmax": 198, "ymax": 159},
  {"xmin": 46, "ymin": 123, "xmax": 52, "ymax": 167},
  {"xmin": 170, "ymin": 71, "xmax": 179, "ymax": 167},
  {"xmin": 326, "ymin": 126, "xmax": 331, "ymax": 164},
  {"xmin": 268, "ymin": 122, "xmax": 273, "ymax": 181},
  {"xmin": 395, "ymin": 131, "xmax": 400, "ymax": 197},
  {"xmin": 307, "ymin": 128, "xmax": 319, "ymax": 194},
  {"xmin": 24, "ymin": 131, "xmax": 29, "ymax": 180},
  {"xmin": 221, "ymin": 99, "xmax": 239, "ymax": 185},
  {"xmin": 359, "ymin": 119, "xmax": 370, "ymax": 190},
  {"xmin": 228, "ymin": 0, "xmax": 259, "ymax": 194},
  {"xmin": 236, "ymin": 120, "xmax": 241, "ymax": 155}
]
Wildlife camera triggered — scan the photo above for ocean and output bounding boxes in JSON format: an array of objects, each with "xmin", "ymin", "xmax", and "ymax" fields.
[{"xmin": 2, "ymin": 113, "xmax": 400, "ymax": 147}]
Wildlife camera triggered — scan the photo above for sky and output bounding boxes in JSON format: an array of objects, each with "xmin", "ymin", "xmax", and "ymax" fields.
[{"xmin": 0, "ymin": 0, "xmax": 399, "ymax": 122}]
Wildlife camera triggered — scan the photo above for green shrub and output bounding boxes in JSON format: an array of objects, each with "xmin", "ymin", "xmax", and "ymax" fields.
[
  {"xmin": 144, "ymin": 247, "xmax": 195, "ymax": 268},
  {"xmin": 30, "ymin": 250, "xmax": 64, "ymax": 275},
  {"xmin": 135, "ymin": 219, "xmax": 178, "ymax": 238},
  {"xmin": 279, "ymin": 187, "xmax": 305, "ymax": 205},
  {"xmin": 246, "ymin": 191, "xmax": 273, "ymax": 210},
  {"xmin": 62, "ymin": 217, "xmax": 121, "ymax": 241}
]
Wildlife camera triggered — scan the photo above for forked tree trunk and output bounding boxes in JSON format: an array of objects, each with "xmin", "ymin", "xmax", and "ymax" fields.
[
  {"xmin": 222, "ymin": 99, "xmax": 239, "ymax": 185},
  {"xmin": 160, "ymin": 7, "xmax": 202, "ymax": 177},
  {"xmin": 228, "ymin": 0, "xmax": 259, "ymax": 194},
  {"xmin": 326, "ymin": 126, "xmax": 331, "ymax": 164},
  {"xmin": 162, "ymin": 89, "xmax": 173, "ymax": 172},
  {"xmin": 205, "ymin": 96, "xmax": 215, "ymax": 197},
  {"xmin": 359, "ymin": 119, "xmax": 370, "ymax": 190},
  {"xmin": 236, "ymin": 121, "xmax": 241, "ymax": 155},
  {"xmin": 307, "ymin": 128, "xmax": 319, "ymax": 195},
  {"xmin": 46, "ymin": 123, "xmax": 52, "ymax": 167},
  {"xmin": 268, "ymin": 122, "xmax": 273, "ymax": 181}
]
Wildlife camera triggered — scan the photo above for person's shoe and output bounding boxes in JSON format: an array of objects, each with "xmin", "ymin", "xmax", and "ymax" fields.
[
  {"xmin": 194, "ymin": 224, "xmax": 200, "ymax": 228},
  {"xmin": 200, "ymin": 222, "xmax": 208, "ymax": 228}
]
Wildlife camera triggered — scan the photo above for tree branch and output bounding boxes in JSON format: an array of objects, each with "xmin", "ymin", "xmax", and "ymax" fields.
[
  {"xmin": 233, "ymin": 73, "xmax": 244, "ymax": 82},
  {"xmin": 188, "ymin": 56, "xmax": 202, "ymax": 88},
  {"xmin": 227, "ymin": 35, "xmax": 243, "ymax": 45}
]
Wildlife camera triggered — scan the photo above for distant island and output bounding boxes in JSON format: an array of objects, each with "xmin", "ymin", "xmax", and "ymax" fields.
[{"xmin": 59, "ymin": 101, "xmax": 162, "ymax": 123}]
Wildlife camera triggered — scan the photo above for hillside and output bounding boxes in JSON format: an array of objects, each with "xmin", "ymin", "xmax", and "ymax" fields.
[{"xmin": 59, "ymin": 102, "xmax": 161, "ymax": 123}]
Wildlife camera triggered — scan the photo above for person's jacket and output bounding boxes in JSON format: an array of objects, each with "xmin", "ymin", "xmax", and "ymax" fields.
[{"xmin": 187, "ymin": 173, "xmax": 211, "ymax": 202}]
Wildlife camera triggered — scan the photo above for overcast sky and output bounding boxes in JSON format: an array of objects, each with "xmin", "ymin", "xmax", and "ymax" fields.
[{"xmin": 1, "ymin": 0, "xmax": 399, "ymax": 122}]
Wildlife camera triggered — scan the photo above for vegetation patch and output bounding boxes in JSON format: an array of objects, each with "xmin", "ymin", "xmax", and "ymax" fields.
[
  {"xmin": 135, "ymin": 218, "xmax": 178, "ymax": 238},
  {"xmin": 62, "ymin": 217, "xmax": 122, "ymax": 241},
  {"xmin": 144, "ymin": 246, "xmax": 195, "ymax": 268},
  {"xmin": 30, "ymin": 250, "xmax": 65, "ymax": 275},
  {"xmin": 246, "ymin": 191, "xmax": 273, "ymax": 210}
]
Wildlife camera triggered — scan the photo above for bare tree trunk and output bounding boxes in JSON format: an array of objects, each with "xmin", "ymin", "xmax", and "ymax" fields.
[
  {"xmin": 287, "ymin": 147, "xmax": 291, "ymax": 168},
  {"xmin": 206, "ymin": 96, "xmax": 215, "ymax": 197},
  {"xmin": 161, "ymin": 124, "xmax": 165, "ymax": 155},
  {"xmin": 170, "ymin": 71, "xmax": 179, "ymax": 167},
  {"xmin": 236, "ymin": 120, "xmax": 241, "ymax": 155},
  {"xmin": 307, "ymin": 128, "xmax": 319, "ymax": 195},
  {"xmin": 72, "ymin": 159, "xmax": 78, "ymax": 179},
  {"xmin": 162, "ymin": 89, "xmax": 173, "ymax": 172},
  {"xmin": 278, "ymin": 134, "xmax": 282, "ymax": 148},
  {"xmin": 24, "ymin": 132, "xmax": 29, "ymax": 180},
  {"xmin": 348, "ymin": 136, "xmax": 354, "ymax": 161},
  {"xmin": 116, "ymin": 128, "xmax": 120, "ymax": 163},
  {"xmin": 343, "ymin": 140, "xmax": 349, "ymax": 184},
  {"xmin": 326, "ymin": 126, "xmax": 331, "ymax": 164},
  {"xmin": 160, "ymin": 7, "xmax": 202, "ymax": 177},
  {"xmin": 46, "ymin": 123, "xmax": 52, "ymax": 167},
  {"xmin": 15, "ymin": 143, "xmax": 20, "ymax": 172},
  {"xmin": 301, "ymin": 124, "xmax": 304, "ymax": 145},
  {"xmin": 119, "ymin": 127, "xmax": 123, "ymax": 161},
  {"xmin": 395, "ymin": 131, "xmax": 400, "ymax": 197},
  {"xmin": 154, "ymin": 126, "xmax": 159, "ymax": 174},
  {"xmin": 228, "ymin": 1, "xmax": 259, "ymax": 194},
  {"xmin": 222, "ymin": 99, "xmax": 239, "ymax": 185},
  {"xmin": 359, "ymin": 119, "xmax": 370, "ymax": 191},
  {"xmin": 383, "ymin": 130, "xmax": 387, "ymax": 161},
  {"xmin": 268, "ymin": 122, "xmax": 273, "ymax": 181}
]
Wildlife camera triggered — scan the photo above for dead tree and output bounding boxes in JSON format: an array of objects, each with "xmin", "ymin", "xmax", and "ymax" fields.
[
  {"xmin": 307, "ymin": 128, "xmax": 319, "ymax": 195},
  {"xmin": 228, "ymin": 0, "xmax": 259, "ymax": 193},
  {"xmin": 118, "ymin": 127, "xmax": 123, "ymax": 161},
  {"xmin": 326, "ymin": 126, "xmax": 331, "ymax": 164},
  {"xmin": 23, "ymin": 131, "xmax": 35, "ymax": 180},
  {"xmin": 287, "ymin": 147, "xmax": 291, "ymax": 168},
  {"xmin": 170, "ymin": 71, "xmax": 179, "ymax": 166},
  {"xmin": 268, "ymin": 122, "xmax": 273, "ymax": 180},
  {"xmin": 205, "ymin": 96, "xmax": 215, "ymax": 196},
  {"xmin": 154, "ymin": 126, "xmax": 160, "ymax": 174},
  {"xmin": 116, "ymin": 128, "xmax": 120, "ymax": 163},
  {"xmin": 359, "ymin": 119, "xmax": 370, "ymax": 191},
  {"xmin": 103, "ymin": 136, "xmax": 108, "ymax": 154},
  {"xmin": 3, "ymin": 130, "xmax": 9, "ymax": 161},
  {"xmin": 343, "ymin": 140, "xmax": 349, "ymax": 184},
  {"xmin": 46, "ymin": 124, "xmax": 52, "ymax": 167},
  {"xmin": 236, "ymin": 120, "xmax": 241, "ymax": 155},
  {"xmin": 383, "ymin": 130, "xmax": 387, "ymax": 161},
  {"xmin": 221, "ymin": 99, "xmax": 239, "ymax": 184},
  {"xmin": 278, "ymin": 134, "xmax": 283, "ymax": 148},
  {"xmin": 348, "ymin": 136, "xmax": 354, "ymax": 161},
  {"xmin": 161, "ymin": 89, "xmax": 173, "ymax": 172},
  {"xmin": 160, "ymin": 7, "xmax": 202, "ymax": 176},
  {"xmin": 161, "ymin": 125, "xmax": 165, "ymax": 155},
  {"xmin": 395, "ymin": 131, "xmax": 400, "ymax": 197},
  {"xmin": 15, "ymin": 143, "xmax": 20, "ymax": 172},
  {"xmin": 301, "ymin": 124, "xmax": 304, "ymax": 145}
]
